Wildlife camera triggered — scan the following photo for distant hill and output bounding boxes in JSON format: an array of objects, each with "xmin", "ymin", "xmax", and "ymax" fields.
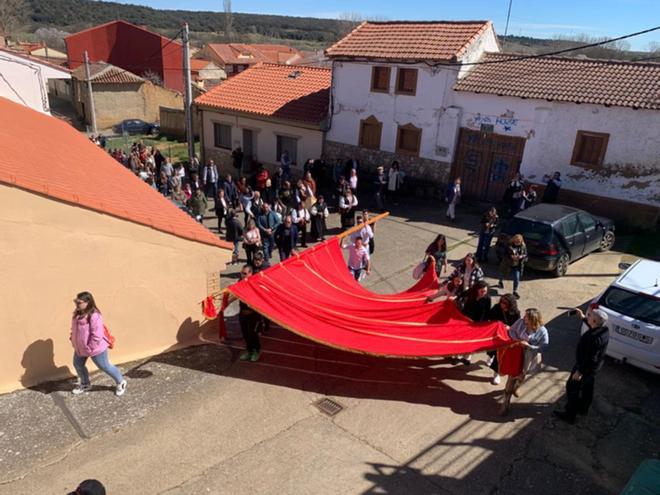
[{"xmin": 22, "ymin": 0, "xmax": 652, "ymax": 59}]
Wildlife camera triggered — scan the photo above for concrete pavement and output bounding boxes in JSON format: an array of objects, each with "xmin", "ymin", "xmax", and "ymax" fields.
[{"xmin": 1, "ymin": 200, "xmax": 658, "ymax": 495}]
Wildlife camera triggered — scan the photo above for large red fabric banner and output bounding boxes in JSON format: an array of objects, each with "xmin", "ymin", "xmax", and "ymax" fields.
[{"xmin": 227, "ymin": 237, "xmax": 512, "ymax": 358}]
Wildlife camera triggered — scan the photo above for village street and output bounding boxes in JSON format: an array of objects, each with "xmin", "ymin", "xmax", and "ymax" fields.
[{"xmin": 1, "ymin": 201, "xmax": 658, "ymax": 495}]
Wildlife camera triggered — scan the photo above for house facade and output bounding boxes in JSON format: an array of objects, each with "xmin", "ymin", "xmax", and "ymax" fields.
[
  {"xmin": 71, "ymin": 62, "xmax": 182, "ymax": 129},
  {"xmin": 324, "ymin": 21, "xmax": 499, "ymax": 184},
  {"xmin": 0, "ymin": 96, "xmax": 231, "ymax": 393},
  {"xmin": 0, "ymin": 47, "xmax": 71, "ymax": 114},
  {"xmin": 195, "ymin": 63, "xmax": 331, "ymax": 177},
  {"xmin": 452, "ymin": 54, "xmax": 660, "ymax": 226}
]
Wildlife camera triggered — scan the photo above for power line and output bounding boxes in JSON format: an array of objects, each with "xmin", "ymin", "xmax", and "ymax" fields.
[{"xmin": 442, "ymin": 25, "xmax": 660, "ymax": 67}]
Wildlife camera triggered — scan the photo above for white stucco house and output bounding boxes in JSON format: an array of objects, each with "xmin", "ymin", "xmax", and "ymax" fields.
[
  {"xmin": 451, "ymin": 53, "xmax": 660, "ymax": 226},
  {"xmin": 195, "ymin": 63, "xmax": 331, "ymax": 177},
  {"xmin": 324, "ymin": 21, "xmax": 500, "ymax": 184},
  {"xmin": 324, "ymin": 21, "xmax": 660, "ymax": 226},
  {"xmin": 0, "ymin": 47, "xmax": 71, "ymax": 114}
]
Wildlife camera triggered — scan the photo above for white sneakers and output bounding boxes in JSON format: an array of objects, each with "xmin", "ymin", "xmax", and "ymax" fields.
[
  {"xmin": 71, "ymin": 383, "xmax": 91, "ymax": 395},
  {"xmin": 492, "ymin": 373, "xmax": 501, "ymax": 385},
  {"xmin": 115, "ymin": 380, "xmax": 127, "ymax": 397}
]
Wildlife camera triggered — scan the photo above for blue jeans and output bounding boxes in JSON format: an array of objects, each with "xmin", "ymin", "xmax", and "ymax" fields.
[
  {"xmin": 73, "ymin": 349, "xmax": 123, "ymax": 385},
  {"xmin": 232, "ymin": 241, "xmax": 240, "ymax": 258},
  {"xmin": 349, "ymin": 266, "xmax": 363, "ymax": 280},
  {"xmin": 476, "ymin": 233, "xmax": 493, "ymax": 262},
  {"xmin": 512, "ymin": 266, "xmax": 522, "ymax": 292},
  {"xmin": 262, "ymin": 235, "xmax": 274, "ymax": 260}
]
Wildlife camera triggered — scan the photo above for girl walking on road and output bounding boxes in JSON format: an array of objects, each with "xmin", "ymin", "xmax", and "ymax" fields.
[{"xmin": 70, "ymin": 292, "xmax": 126, "ymax": 396}]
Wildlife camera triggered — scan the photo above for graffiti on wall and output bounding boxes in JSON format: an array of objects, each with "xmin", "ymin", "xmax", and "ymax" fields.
[{"xmin": 466, "ymin": 113, "xmax": 520, "ymax": 133}]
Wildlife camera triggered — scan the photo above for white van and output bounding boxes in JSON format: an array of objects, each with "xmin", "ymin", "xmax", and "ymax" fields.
[{"xmin": 582, "ymin": 259, "xmax": 660, "ymax": 374}]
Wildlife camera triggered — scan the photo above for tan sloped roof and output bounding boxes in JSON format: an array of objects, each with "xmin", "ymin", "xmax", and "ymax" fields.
[
  {"xmin": 454, "ymin": 52, "xmax": 660, "ymax": 110},
  {"xmin": 325, "ymin": 21, "xmax": 492, "ymax": 61}
]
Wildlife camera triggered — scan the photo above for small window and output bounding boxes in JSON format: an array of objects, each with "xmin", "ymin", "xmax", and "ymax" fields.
[
  {"xmin": 396, "ymin": 68, "xmax": 418, "ymax": 95},
  {"xmin": 578, "ymin": 212, "xmax": 597, "ymax": 232},
  {"xmin": 276, "ymin": 135, "xmax": 298, "ymax": 164},
  {"xmin": 571, "ymin": 130, "xmax": 609, "ymax": 168},
  {"xmin": 559, "ymin": 215, "xmax": 579, "ymax": 237},
  {"xmin": 358, "ymin": 116, "xmax": 382, "ymax": 150},
  {"xmin": 370, "ymin": 66, "xmax": 391, "ymax": 93},
  {"xmin": 396, "ymin": 124, "xmax": 422, "ymax": 155},
  {"xmin": 213, "ymin": 123, "xmax": 232, "ymax": 149}
]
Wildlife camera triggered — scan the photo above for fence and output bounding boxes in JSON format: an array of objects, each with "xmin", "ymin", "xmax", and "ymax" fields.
[{"xmin": 159, "ymin": 106, "xmax": 200, "ymax": 138}]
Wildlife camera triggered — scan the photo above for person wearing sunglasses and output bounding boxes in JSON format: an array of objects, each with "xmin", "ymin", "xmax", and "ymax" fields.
[{"xmin": 70, "ymin": 292, "xmax": 126, "ymax": 396}]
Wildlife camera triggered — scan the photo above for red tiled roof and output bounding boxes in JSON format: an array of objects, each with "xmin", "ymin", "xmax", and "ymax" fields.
[
  {"xmin": 325, "ymin": 21, "xmax": 492, "ymax": 61},
  {"xmin": 0, "ymin": 97, "xmax": 230, "ymax": 250},
  {"xmin": 204, "ymin": 43, "xmax": 301, "ymax": 66},
  {"xmin": 454, "ymin": 53, "xmax": 660, "ymax": 110},
  {"xmin": 71, "ymin": 61, "xmax": 144, "ymax": 84},
  {"xmin": 194, "ymin": 63, "xmax": 331, "ymax": 125},
  {"xmin": 190, "ymin": 58, "xmax": 213, "ymax": 71}
]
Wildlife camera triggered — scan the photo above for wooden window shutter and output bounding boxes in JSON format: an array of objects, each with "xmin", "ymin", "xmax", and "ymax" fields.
[
  {"xmin": 359, "ymin": 116, "xmax": 382, "ymax": 150},
  {"xmin": 571, "ymin": 130, "xmax": 609, "ymax": 167}
]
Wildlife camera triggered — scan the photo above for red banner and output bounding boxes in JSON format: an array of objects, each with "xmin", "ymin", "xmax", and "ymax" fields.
[{"xmin": 225, "ymin": 237, "xmax": 511, "ymax": 358}]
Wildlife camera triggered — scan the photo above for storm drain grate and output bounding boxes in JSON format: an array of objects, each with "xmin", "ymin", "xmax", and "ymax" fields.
[{"xmin": 314, "ymin": 397, "xmax": 345, "ymax": 417}]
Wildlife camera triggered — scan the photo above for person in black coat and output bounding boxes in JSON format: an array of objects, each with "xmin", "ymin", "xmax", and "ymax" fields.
[
  {"xmin": 274, "ymin": 215, "xmax": 298, "ymax": 261},
  {"xmin": 554, "ymin": 308, "xmax": 610, "ymax": 424},
  {"xmin": 487, "ymin": 294, "xmax": 521, "ymax": 385},
  {"xmin": 224, "ymin": 209, "xmax": 243, "ymax": 264},
  {"xmin": 223, "ymin": 174, "xmax": 239, "ymax": 208},
  {"xmin": 458, "ymin": 281, "xmax": 491, "ymax": 365}
]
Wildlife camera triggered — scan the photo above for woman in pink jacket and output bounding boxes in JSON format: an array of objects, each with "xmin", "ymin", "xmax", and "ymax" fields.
[{"xmin": 70, "ymin": 292, "xmax": 126, "ymax": 396}]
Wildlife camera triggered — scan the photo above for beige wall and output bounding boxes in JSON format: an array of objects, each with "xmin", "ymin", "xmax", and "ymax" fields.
[
  {"xmin": 0, "ymin": 185, "xmax": 230, "ymax": 394},
  {"xmin": 200, "ymin": 108, "xmax": 324, "ymax": 177},
  {"xmin": 74, "ymin": 80, "xmax": 183, "ymax": 129}
]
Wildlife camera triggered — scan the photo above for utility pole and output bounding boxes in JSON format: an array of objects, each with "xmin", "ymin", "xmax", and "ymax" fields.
[
  {"xmin": 83, "ymin": 50, "xmax": 97, "ymax": 134},
  {"xmin": 182, "ymin": 23, "xmax": 195, "ymax": 164},
  {"xmin": 504, "ymin": 0, "xmax": 513, "ymax": 38}
]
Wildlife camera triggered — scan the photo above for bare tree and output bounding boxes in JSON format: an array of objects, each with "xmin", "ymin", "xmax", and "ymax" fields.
[
  {"xmin": 35, "ymin": 27, "xmax": 69, "ymax": 51},
  {"xmin": 0, "ymin": 0, "xmax": 28, "ymax": 38},
  {"xmin": 336, "ymin": 12, "xmax": 387, "ymax": 36},
  {"xmin": 142, "ymin": 69, "xmax": 163, "ymax": 86},
  {"xmin": 554, "ymin": 33, "xmax": 632, "ymax": 60},
  {"xmin": 223, "ymin": 0, "xmax": 232, "ymax": 42}
]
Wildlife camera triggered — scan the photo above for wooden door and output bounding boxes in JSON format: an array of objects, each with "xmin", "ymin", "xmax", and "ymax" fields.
[{"xmin": 451, "ymin": 128, "xmax": 526, "ymax": 202}]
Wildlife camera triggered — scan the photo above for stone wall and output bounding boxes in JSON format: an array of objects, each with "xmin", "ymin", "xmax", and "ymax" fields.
[{"xmin": 324, "ymin": 140, "xmax": 452, "ymax": 198}]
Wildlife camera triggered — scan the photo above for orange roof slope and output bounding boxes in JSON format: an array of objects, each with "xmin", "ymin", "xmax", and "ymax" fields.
[
  {"xmin": 326, "ymin": 21, "xmax": 491, "ymax": 61},
  {"xmin": 454, "ymin": 53, "xmax": 660, "ymax": 110},
  {"xmin": 205, "ymin": 43, "xmax": 301, "ymax": 65},
  {"xmin": 195, "ymin": 63, "xmax": 331, "ymax": 125},
  {"xmin": 0, "ymin": 97, "xmax": 230, "ymax": 250},
  {"xmin": 71, "ymin": 61, "xmax": 144, "ymax": 84}
]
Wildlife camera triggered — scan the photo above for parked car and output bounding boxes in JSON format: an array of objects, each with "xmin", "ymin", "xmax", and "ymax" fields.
[
  {"xmin": 496, "ymin": 204, "xmax": 615, "ymax": 277},
  {"xmin": 582, "ymin": 259, "xmax": 660, "ymax": 374},
  {"xmin": 113, "ymin": 119, "xmax": 160, "ymax": 135}
]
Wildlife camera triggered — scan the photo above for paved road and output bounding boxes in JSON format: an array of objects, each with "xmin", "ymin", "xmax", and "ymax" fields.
[{"xmin": 1, "ymin": 201, "xmax": 658, "ymax": 495}]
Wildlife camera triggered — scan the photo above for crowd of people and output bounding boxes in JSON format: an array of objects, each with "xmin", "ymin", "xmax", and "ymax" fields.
[{"xmin": 98, "ymin": 141, "xmax": 604, "ymax": 423}]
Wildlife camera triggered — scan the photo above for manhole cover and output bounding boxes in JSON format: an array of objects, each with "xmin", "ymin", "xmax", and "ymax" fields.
[{"xmin": 314, "ymin": 397, "xmax": 344, "ymax": 417}]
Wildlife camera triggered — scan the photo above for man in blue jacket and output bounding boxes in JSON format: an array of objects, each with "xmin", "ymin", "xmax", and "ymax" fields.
[{"xmin": 257, "ymin": 202, "xmax": 281, "ymax": 261}]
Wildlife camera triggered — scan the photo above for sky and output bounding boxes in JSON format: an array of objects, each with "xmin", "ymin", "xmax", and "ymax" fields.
[{"xmin": 112, "ymin": 0, "xmax": 660, "ymax": 50}]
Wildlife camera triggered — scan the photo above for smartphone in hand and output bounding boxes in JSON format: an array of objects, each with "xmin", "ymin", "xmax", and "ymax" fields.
[{"xmin": 568, "ymin": 309, "xmax": 578, "ymax": 316}]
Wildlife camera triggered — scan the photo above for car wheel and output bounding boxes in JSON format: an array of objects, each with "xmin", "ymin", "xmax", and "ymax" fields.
[
  {"xmin": 553, "ymin": 253, "xmax": 569, "ymax": 277},
  {"xmin": 598, "ymin": 231, "xmax": 615, "ymax": 252}
]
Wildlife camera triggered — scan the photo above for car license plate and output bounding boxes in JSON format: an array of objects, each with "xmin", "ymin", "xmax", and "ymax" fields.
[{"xmin": 614, "ymin": 325, "xmax": 654, "ymax": 345}]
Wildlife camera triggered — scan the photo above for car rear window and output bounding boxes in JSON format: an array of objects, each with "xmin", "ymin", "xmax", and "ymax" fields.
[
  {"xmin": 599, "ymin": 287, "xmax": 660, "ymax": 326},
  {"xmin": 503, "ymin": 218, "xmax": 553, "ymax": 243}
]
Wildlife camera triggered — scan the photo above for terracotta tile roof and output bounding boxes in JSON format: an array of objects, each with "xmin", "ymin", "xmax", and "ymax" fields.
[
  {"xmin": 194, "ymin": 63, "xmax": 331, "ymax": 125},
  {"xmin": 190, "ymin": 58, "xmax": 213, "ymax": 71},
  {"xmin": 454, "ymin": 53, "xmax": 660, "ymax": 110},
  {"xmin": 325, "ymin": 21, "xmax": 492, "ymax": 62},
  {"xmin": 71, "ymin": 61, "xmax": 144, "ymax": 84},
  {"xmin": 0, "ymin": 97, "xmax": 230, "ymax": 250},
  {"xmin": 205, "ymin": 43, "xmax": 301, "ymax": 66}
]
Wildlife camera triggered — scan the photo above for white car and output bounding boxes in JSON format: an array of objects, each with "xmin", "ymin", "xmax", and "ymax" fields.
[{"xmin": 582, "ymin": 259, "xmax": 660, "ymax": 374}]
